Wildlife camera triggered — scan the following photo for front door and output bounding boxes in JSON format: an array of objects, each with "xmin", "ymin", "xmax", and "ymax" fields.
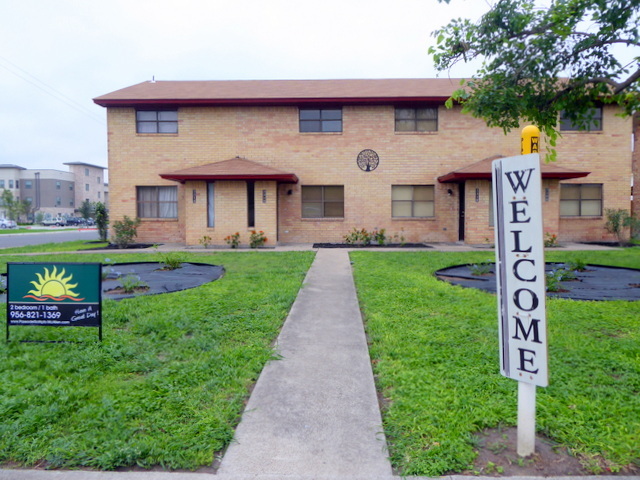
[{"xmin": 458, "ymin": 183, "xmax": 465, "ymax": 242}]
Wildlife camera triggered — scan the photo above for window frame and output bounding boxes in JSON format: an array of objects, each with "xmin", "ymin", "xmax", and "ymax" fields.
[
  {"xmin": 395, "ymin": 106, "xmax": 438, "ymax": 132},
  {"xmin": 136, "ymin": 109, "xmax": 179, "ymax": 134},
  {"xmin": 299, "ymin": 108, "xmax": 343, "ymax": 133},
  {"xmin": 136, "ymin": 186, "xmax": 178, "ymax": 219},
  {"xmin": 391, "ymin": 185, "xmax": 435, "ymax": 218},
  {"xmin": 301, "ymin": 185, "xmax": 344, "ymax": 218},
  {"xmin": 559, "ymin": 107, "xmax": 603, "ymax": 131},
  {"xmin": 560, "ymin": 183, "xmax": 603, "ymax": 217}
]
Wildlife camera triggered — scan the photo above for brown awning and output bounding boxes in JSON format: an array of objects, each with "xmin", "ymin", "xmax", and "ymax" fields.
[
  {"xmin": 160, "ymin": 157, "xmax": 298, "ymax": 184},
  {"xmin": 437, "ymin": 155, "xmax": 590, "ymax": 183}
]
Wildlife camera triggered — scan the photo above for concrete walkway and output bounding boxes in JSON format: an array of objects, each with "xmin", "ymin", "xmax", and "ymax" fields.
[{"xmin": 217, "ymin": 248, "xmax": 392, "ymax": 479}]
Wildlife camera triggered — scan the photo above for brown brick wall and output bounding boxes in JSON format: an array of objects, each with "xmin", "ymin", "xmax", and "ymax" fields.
[{"xmin": 105, "ymin": 103, "xmax": 632, "ymax": 245}]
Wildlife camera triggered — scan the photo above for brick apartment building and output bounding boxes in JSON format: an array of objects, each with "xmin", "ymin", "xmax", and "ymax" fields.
[{"xmin": 93, "ymin": 79, "xmax": 633, "ymax": 246}]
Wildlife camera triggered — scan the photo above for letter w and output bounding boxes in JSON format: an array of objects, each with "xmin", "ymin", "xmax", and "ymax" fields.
[{"xmin": 505, "ymin": 169, "xmax": 534, "ymax": 193}]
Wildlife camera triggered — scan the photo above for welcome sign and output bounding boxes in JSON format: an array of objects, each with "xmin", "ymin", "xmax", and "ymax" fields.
[
  {"xmin": 6, "ymin": 262, "xmax": 102, "ymax": 340},
  {"xmin": 492, "ymin": 154, "xmax": 548, "ymax": 387}
]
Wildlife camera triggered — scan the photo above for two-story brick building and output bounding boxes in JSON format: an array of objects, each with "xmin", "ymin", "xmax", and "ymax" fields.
[{"xmin": 93, "ymin": 79, "xmax": 633, "ymax": 246}]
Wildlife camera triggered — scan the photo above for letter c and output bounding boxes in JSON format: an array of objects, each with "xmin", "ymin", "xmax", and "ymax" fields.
[{"xmin": 513, "ymin": 259, "xmax": 537, "ymax": 282}]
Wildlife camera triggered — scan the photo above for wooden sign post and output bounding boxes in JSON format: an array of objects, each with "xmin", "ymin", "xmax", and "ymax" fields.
[{"xmin": 492, "ymin": 126, "xmax": 548, "ymax": 456}]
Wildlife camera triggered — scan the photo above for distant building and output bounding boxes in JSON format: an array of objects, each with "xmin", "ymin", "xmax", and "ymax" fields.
[
  {"xmin": 64, "ymin": 162, "xmax": 109, "ymax": 209},
  {"xmin": 0, "ymin": 163, "xmax": 108, "ymax": 221}
]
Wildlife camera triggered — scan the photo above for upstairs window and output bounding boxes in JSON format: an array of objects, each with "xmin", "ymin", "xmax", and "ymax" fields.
[
  {"xmin": 301, "ymin": 186, "xmax": 344, "ymax": 218},
  {"xmin": 299, "ymin": 108, "xmax": 342, "ymax": 132},
  {"xmin": 395, "ymin": 107, "xmax": 438, "ymax": 132},
  {"xmin": 25, "ymin": 180, "xmax": 32, "ymax": 189},
  {"xmin": 560, "ymin": 184, "xmax": 602, "ymax": 216},
  {"xmin": 136, "ymin": 110, "xmax": 178, "ymax": 134},
  {"xmin": 560, "ymin": 107, "xmax": 602, "ymax": 131}
]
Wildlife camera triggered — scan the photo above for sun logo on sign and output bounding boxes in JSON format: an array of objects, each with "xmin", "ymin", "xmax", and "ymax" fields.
[{"xmin": 24, "ymin": 266, "xmax": 84, "ymax": 301}]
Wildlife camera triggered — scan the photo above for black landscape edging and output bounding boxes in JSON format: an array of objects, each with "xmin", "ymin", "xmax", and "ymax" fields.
[{"xmin": 312, "ymin": 243, "xmax": 431, "ymax": 248}]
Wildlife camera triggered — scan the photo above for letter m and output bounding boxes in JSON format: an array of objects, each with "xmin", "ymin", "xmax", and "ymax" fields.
[
  {"xmin": 512, "ymin": 316, "xmax": 542, "ymax": 343},
  {"xmin": 505, "ymin": 168, "xmax": 535, "ymax": 193}
]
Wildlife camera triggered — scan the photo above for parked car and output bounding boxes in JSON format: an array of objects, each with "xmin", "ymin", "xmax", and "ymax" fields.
[
  {"xmin": 0, "ymin": 218, "xmax": 17, "ymax": 229},
  {"xmin": 65, "ymin": 217, "xmax": 83, "ymax": 226},
  {"xmin": 42, "ymin": 217, "xmax": 66, "ymax": 227}
]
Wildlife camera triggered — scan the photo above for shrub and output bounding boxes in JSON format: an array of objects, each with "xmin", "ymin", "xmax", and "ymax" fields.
[
  {"xmin": 544, "ymin": 232, "xmax": 559, "ymax": 248},
  {"xmin": 112, "ymin": 216, "xmax": 141, "ymax": 248},
  {"xmin": 199, "ymin": 235, "xmax": 212, "ymax": 248},
  {"xmin": 95, "ymin": 202, "xmax": 109, "ymax": 242},
  {"xmin": 372, "ymin": 228, "xmax": 387, "ymax": 246},
  {"xmin": 469, "ymin": 262, "xmax": 492, "ymax": 276},
  {"xmin": 225, "ymin": 232, "xmax": 240, "ymax": 248},
  {"xmin": 249, "ymin": 230, "xmax": 267, "ymax": 248},
  {"xmin": 605, "ymin": 208, "xmax": 640, "ymax": 245},
  {"xmin": 119, "ymin": 274, "xmax": 148, "ymax": 293},
  {"xmin": 160, "ymin": 252, "xmax": 184, "ymax": 270}
]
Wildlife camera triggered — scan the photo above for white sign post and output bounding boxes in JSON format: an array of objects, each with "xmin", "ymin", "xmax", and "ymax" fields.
[{"xmin": 492, "ymin": 142, "xmax": 548, "ymax": 456}]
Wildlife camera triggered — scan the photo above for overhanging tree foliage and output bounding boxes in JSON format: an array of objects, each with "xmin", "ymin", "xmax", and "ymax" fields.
[{"xmin": 430, "ymin": 0, "xmax": 640, "ymax": 159}]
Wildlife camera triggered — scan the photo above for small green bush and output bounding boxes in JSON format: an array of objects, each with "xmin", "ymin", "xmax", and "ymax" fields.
[
  {"xmin": 112, "ymin": 216, "xmax": 140, "ymax": 248},
  {"xmin": 119, "ymin": 274, "xmax": 148, "ymax": 293},
  {"xmin": 160, "ymin": 252, "xmax": 184, "ymax": 270}
]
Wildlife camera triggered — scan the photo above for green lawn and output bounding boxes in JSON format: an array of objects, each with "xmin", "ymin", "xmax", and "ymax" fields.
[
  {"xmin": 0, "ymin": 251, "xmax": 315, "ymax": 470},
  {"xmin": 351, "ymin": 249, "xmax": 640, "ymax": 476}
]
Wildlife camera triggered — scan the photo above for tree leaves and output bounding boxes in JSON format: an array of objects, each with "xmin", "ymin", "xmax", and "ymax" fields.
[{"xmin": 432, "ymin": 0, "xmax": 640, "ymax": 161}]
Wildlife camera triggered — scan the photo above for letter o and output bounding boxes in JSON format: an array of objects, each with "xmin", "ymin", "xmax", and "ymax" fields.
[{"xmin": 513, "ymin": 288, "xmax": 539, "ymax": 311}]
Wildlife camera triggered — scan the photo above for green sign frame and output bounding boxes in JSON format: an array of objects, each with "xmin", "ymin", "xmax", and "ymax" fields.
[{"xmin": 6, "ymin": 262, "xmax": 102, "ymax": 341}]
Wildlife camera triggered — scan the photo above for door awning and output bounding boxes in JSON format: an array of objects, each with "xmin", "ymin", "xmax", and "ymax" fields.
[
  {"xmin": 437, "ymin": 155, "xmax": 590, "ymax": 183},
  {"xmin": 160, "ymin": 157, "xmax": 299, "ymax": 184}
]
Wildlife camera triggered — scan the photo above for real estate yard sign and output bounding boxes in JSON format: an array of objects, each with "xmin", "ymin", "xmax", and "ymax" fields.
[{"xmin": 6, "ymin": 262, "xmax": 102, "ymax": 341}]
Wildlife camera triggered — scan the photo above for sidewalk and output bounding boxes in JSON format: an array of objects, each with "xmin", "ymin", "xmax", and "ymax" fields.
[{"xmin": 216, "ymin": 248, "xmax": 392, "ymax": 479}]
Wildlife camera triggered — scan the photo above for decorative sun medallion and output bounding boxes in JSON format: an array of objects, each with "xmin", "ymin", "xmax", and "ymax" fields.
[{"xmin": 357, "ymin": 149, "xmax": 380, "ymax": 172}]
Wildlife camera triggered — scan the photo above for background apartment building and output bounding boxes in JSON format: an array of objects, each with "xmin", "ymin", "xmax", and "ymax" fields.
[{"xmin": 0, "ymin": 163, "xmax": 108, "ymax": 221}]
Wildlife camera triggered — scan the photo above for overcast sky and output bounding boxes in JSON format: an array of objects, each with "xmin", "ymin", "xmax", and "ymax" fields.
[{"xmin": 1, "ymin": 0, "xmax": 496, "ymax": 176}]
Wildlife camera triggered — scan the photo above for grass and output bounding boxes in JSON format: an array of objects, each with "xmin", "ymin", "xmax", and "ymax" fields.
[
  {"xmin": 0, "ymin": 240, "xmax": 108, "ymax": 254},
  {"xmin": 0, "ymin": 250, "xmax": 315, "ymax": 470},
  {"xmin": 351, "ymin": 249, "xmax": 640, "ymax": 476}
]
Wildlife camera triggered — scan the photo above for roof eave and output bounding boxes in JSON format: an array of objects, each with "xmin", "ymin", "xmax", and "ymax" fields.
[
  {"xmin": 438, "ymin": 171, "xmax": 591, "ymax": 183},
  {"xmin": 159, "ymin": 173, "xmax": 299, "ymax": 184},
  {"xmin": 93, "ymin": 96, "xmax": 450, "ymax": 108}
]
